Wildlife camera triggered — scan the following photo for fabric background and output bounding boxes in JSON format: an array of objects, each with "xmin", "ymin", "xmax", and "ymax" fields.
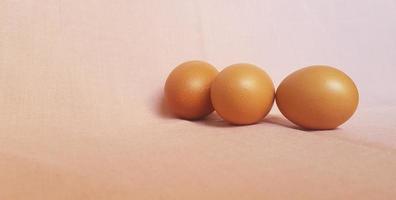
[{"xmin": 1, "ymin": 0, "xmax": 396, "ymax": 199}]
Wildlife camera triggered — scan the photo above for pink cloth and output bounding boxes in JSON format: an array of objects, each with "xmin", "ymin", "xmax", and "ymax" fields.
[{"xmin": 1, "ymin": 0, "xmax": 396, "ymax": 199}]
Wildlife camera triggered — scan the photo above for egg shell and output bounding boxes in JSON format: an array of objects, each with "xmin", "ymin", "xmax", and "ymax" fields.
[
  {"xmin": 276, "ymin": 65, "xmax": 359, "ymax": 130},
  {"xmin": 164, "ymin": 60, "xmax": 218, "ymax": 120},
  {"xmin": 211, "ymin": 63, "xmax": 275, "ymax": 125}
]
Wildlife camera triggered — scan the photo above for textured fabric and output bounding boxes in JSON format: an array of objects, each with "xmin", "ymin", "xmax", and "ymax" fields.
[{"xmin": 1, "ymin": 0, "xmax": 396, "ymax": 199}]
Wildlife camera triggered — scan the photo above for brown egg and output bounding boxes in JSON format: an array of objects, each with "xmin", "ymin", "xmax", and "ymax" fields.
[
  {"xmin": 276, "ymin": 65, "xmax": 359, "ymax": 130},
  {"xmin": 211, "ymin": 63, "xmax": 275, "ymax": 125},
  {"xmin": 164, "ymin": 60, "xmax": 218, "ymax": 120}
]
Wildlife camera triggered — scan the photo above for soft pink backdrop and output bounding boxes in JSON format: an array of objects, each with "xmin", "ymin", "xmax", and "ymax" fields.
[{"xmin": 1, "ymin": 0, "xmax": 396, "ymax": 199}]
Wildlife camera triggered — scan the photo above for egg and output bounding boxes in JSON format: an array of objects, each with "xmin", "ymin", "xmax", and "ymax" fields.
[
  {"xmin": 276, "ymin": 65, "xmax": 359, "ymax": 130},
  {"xmin": 164, "ymin": 60, "xmax": 218, "ymax": 120},
  {"xmin": 211, "ymin": 63, "xmax": 275, "ymax": 125}
]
